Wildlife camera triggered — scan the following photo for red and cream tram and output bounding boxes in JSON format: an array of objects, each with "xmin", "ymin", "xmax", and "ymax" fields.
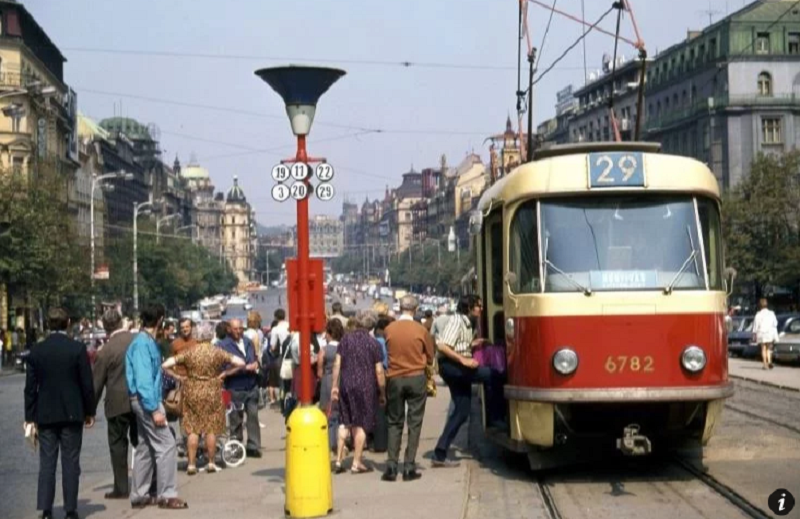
[{"xmin": 472, "ymin": 142, "xmax": 732, "ymax": 468}]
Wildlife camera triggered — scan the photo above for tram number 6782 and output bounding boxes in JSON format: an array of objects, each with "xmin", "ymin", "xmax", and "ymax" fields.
[{"xmin": 604, "ymin": 355, "xmax": 655, "ymax": 374}]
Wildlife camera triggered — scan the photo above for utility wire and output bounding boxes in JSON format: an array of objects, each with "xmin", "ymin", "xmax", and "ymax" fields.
[
  {"xmin": 61, "ymin": 46, "xmax": 593, "ymax": 72},
  {"xmin": 76, "ymin": 86, "xmax": 495, "ymax": 136},
  {"xmin": 535, "ymin": 0, "xmax": 559, "ymax": 71},
  {"xmin": 532, "ymin": 6, "xmax": 616, "ymax": 88}
]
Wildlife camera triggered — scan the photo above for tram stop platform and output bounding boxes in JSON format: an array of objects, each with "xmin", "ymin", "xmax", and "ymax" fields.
[
  {"xmin": 64, "ymin": 382, "xmax": 470, "ymax": 519},
  {"xmin": 728, "ymin": 357, "xmax": 800, "ymax": 392}
]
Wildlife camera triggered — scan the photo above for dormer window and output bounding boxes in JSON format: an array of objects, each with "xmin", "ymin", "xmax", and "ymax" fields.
[{"xmin": 756, "ymin": 32, "xmax": 770, "ymax": 54}]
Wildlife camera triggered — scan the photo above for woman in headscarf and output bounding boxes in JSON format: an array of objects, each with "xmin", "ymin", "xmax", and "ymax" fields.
[
  {"xmin": 162, "ymin": 321, "xmax": 245, "ymax": 475},
  {"xmin": 330, "ymin": 310, "xmax": 386, "ymax": 473}
]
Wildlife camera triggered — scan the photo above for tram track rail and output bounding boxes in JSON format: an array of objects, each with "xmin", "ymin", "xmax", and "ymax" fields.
[
  {"xmin": 671, "ymin": 456, "xmax": 773, "ymax": 519},
  {"xmin": 724, "ymin": 402, "xmax": 800, "ymax": 436},
  {"xmin": 536, "ymin": 477, "xmax": 563, "ymax": 519}
]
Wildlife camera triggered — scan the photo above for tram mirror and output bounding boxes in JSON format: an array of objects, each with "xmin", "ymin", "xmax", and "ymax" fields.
[
  {"xmin": 724, "ymin": 267, "xmax": 737, "ymax": 296},
  {"xmin": 469, "ymin": 210, "xmax": 483, "ymax": 235},
  {"xmin": 505, "ymin": 271, "xmax": 517, "ymax": 286}
]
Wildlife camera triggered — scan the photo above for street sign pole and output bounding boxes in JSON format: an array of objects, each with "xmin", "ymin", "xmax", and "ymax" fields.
[{"xmin": 295, "ymin": 133, "xmax": 313, "ymax": 404}]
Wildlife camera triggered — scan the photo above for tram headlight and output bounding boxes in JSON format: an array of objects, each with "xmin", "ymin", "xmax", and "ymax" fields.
[
  {"xmin": 552, "ymin": 348, "xmax": 579, "ymax": 375},
  {"xmin": 681, "ymin": 345, "xmax": 707, "ymax": 372}
]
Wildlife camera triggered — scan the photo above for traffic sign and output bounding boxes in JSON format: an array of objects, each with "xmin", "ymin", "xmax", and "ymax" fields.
[
  {"xmin": 290, "ymin": 182, "xmax": 309, "ymax": 200},
  {"xmin": 291, "ymin": 163, "xmax": 310, "ymax": 181},
  {"xmin": 315, "ymin": 183, "xmax": 335, "ymax": 201},
  {"xmin": 272, "ymin": 164, "xmax": 290, "ymax": 182},
  {"xmin": 315, "ymin": 163, "xmax": 334, "ymax": 182},
  {"xmin": 272, "ymin": 183, "xmax": 291, "ymax": 202}
]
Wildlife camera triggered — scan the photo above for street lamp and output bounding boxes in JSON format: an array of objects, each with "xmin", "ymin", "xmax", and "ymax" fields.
[
  {"xmin": 156, "ymin": 213, "xmax": 181, "ymax": 244},
  {"xmin": 133, "ymin": 198, "xmax": 162, "ymax": 320},
  {"xmin": 90, "ymin": 170, "xmax": 133, "ymax": 325},
  {"xmin": 256, "ymin": 64, "xmax": 344, "ymax": 519},
  {"xmin": 176, "ymin": 224, "xmax": 199, "ymax": 244}
]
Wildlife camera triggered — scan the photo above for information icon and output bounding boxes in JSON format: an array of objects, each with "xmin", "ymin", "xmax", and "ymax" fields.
[
  {"xmin": 316, "ymin": 183, "xmax": 335, "ymax": 201},
  {"xmin": 271, "ymin": 183, "xmax": 290, "ymax": 202},
  {"xmin": 315, "ymin": 163, "xmax": 334, "ymax": 182},
  {"xmin": 291, "ymin": 163, "xmax": 310, "ymax": 181},
  {"xmin": 290, "ymin": 182, "xmax": 309, "ymax": 200},
  {"xmin": 271, "ymin": 164, "xmax": 290, "ymax": 183}
]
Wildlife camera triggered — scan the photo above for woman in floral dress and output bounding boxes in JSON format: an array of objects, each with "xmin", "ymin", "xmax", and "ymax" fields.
[
  {"xmin": 331, "ymin": 310, "xmax": 386, "ymax": 474},
  {"xmin": 162, "ymin": 323, "xmax": 244, "ymax": 475}
]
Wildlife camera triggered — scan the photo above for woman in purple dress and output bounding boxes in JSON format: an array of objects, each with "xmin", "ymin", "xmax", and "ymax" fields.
[{"xmin": 331, "ymin": 310, "xmax": 386, "ymax": 473}]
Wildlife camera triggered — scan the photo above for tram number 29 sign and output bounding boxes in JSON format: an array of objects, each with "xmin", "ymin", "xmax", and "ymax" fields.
[
  {"xmin": 604, "ymin": 355, "xmax": 655, "ymax": 374},
  {"xmin": 589, "ymin": 152, "xmax": 645, "ymax": 188}
]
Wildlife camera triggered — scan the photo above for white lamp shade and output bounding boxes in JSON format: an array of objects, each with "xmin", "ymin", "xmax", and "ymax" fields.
[{"xmin": 286, "ymin": 104, "xmax": 317, "ymax": 136}]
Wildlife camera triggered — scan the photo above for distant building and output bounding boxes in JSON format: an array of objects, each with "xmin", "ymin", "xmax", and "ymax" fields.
[
  {"xmin": 645, "ymin": 0, "xmax": 800, "ymax": 188},
  {"xmin": 222, "ymin": 176, "xmax": 254, "ymax": 283},
  {"xmin": 569, "ymin": 54, "xmax": 647, "ymax": 143},
  {"xmin": 538, "ymin": 85, "xmax": 579, "ymax": 145},
  {"xmin": 487, "ymin": 117, "xmax": 523, "ymax": 183},
  {"xmin": 388, "ymin": 167, "xmax": 423, "ymax": 252},
  {"xmin": 179, "ymin": 156, "xmax": 223, "ymax": 257},
  {"xmin": 310, "ymin": 215, "xmax": 344, "ymax": 258}
]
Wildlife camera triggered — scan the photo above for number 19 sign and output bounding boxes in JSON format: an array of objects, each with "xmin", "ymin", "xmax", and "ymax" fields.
[{"xmin": 270, "ymin": 162, "xmax": 335, "ymax": 203}]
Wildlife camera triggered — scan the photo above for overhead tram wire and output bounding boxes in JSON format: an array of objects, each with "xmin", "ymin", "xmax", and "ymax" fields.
[
  {"xmin": 75, "ymin": 86, "xmax": 494, "ymax": 137},
  {"xmin": 61, "ymin": 46, "xmax": 591, "ymax": 72},
  {"xmin": 535, "ymin": 0, "xmax": 560, "ymax": 71},
  {"xmin": 608, "ymin": 1, "xmax": 625, "ymax": 142},
  {"xmin": 531, "ymin": 5, "xmax": 616, "ymax": 88}
]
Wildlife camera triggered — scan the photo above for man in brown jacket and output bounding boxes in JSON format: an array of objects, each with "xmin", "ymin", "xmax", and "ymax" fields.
[
  {"xmin": 381, "ymin": 295, "xmax": 435, "ymax": 482},
  {"xmin": 93, "ymin": 309, "xmax": 137, "ymax": 499}
]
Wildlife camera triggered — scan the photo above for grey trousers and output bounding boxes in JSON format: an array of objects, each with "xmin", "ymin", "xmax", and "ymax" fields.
[
  {"xmin": 386, "ymin": 374, "xmax": 428, "ymax": 471},
  {"xmin": 229, "ymin": 387, "xmax": 261, "ymax": 450},
  {"xmin": 130, "ymin": 399, "xmax": 178, "ymax": 502}
]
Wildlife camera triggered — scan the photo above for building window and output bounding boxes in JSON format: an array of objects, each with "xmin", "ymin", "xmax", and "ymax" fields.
[
  {"xmin": 762, "ymin": 117, "xmax": 782, "ymax": 144},
  {"xmin": 756, "ymin": 32, "xmax": 770, "ymax": 54},
  {"xmin": 789, "ymin": 32, "xmax": 800, "ymax": 54},
  {"xmin": 757, "ymin": 72, "xmax": 772, "ymax": 96}
]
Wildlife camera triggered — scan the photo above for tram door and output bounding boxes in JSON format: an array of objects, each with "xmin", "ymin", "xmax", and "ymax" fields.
[{"xmin": 482, "ymin": 211, "xmax": 505, "ymax": 346}]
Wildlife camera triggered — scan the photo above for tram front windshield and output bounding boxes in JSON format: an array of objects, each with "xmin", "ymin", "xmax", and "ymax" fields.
[{"xmin": 539, "ymin": 196, "xmax": 704, "ymax": 293}]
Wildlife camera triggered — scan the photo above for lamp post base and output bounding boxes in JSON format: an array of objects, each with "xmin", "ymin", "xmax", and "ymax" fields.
[{"xmin": 284, "ymin": 405, "xmax": 333, "ymax": 518}]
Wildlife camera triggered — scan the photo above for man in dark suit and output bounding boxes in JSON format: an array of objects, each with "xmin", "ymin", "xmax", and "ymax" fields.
[
  {"xmin": 93, "ymin": 308, "xmax": 136, "ymax": 499},
  {"xmin": 24, "ymin": 308, "xmax": 96, "ymax": 519}
]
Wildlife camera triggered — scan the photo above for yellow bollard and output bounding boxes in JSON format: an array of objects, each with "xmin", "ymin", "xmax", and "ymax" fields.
[{"xmin": 285, "ymin": 405, "xmax": 333, "ymax": 518}]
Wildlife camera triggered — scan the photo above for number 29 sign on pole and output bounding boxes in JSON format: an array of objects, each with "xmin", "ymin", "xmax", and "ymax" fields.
[{"xmin": 271, "ymin": 162, "xmax": 336, "ymax": 203}]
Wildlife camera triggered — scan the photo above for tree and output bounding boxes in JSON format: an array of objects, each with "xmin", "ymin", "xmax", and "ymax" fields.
[{"xmin": 723, "ymin": 150, "xmax": 800, "ymax": 300}]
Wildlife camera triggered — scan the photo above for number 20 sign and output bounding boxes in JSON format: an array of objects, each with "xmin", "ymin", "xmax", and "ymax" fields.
[{"xmin": 588, "ymin": 152, "xmax": 645, "ymax": 188}]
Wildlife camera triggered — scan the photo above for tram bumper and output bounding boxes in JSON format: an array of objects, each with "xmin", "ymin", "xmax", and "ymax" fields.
[{"xmin": 505, "ymin": 383, "xmax": 733, "ymax": 448}]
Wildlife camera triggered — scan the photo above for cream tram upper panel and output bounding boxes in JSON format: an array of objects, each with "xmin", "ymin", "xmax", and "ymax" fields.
[{"xmin": 478, "ymin": 153, "xmax": 721, "ymax": 212}]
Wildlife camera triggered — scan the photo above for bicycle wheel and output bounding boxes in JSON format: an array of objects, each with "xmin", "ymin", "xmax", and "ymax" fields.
[{"xmin": 222, "ymin": 439, "xmax": 246, "ymax": 468}]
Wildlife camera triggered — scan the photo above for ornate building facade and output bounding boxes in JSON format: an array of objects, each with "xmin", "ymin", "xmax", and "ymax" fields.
[{"xmin": 222, "ymin": 176, "xmax": 254, "ymax": 284}]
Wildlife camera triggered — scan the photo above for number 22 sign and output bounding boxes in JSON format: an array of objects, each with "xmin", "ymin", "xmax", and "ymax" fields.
[{"xmin": 588, "ymin": 151, "xmax": 645, "ymax": 188}]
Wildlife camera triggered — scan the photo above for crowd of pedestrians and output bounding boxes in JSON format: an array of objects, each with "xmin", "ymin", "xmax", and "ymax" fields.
[{"xmin": 21, "ymin": 288, "xmax": 506, "ymax": 518}]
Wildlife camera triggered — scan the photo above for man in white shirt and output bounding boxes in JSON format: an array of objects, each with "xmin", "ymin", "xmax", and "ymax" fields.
[
  {"xmin": 752, "ymin": 297, "xmax": 778, "ymax": 370},
  {"xmin": 268, "ymin": 309, "xmax": 291, "ymax": 406}
]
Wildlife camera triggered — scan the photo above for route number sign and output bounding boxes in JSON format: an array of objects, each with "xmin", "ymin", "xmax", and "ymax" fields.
[
  {"xmin": 290, "ymin": 182, "xmax": 309, "ymax": 200},
  {"xmin": 271, "ymin": 164, "xmax": 290, "ymax": 183},
  {"xmin": 272, "ymin": 183, "xmax": 290, "ymax": 202},
  {"xmin": 291, "ymin": 163, "xmax": 310, "ymax": 181},
  {"xmin": 316, "ymin": 183, "xmax": 335, "ymax": 201},
  {"xmin": 315, "ymin": 163, "xmax": 334, "ymax": 182}
]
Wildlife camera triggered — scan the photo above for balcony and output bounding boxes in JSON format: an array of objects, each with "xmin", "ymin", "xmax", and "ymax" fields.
[
  {"xmin": 0, "ymin": 72, "xmax": 24, "ymax": 89},
  {"xmin": 645, "ymin": 93, "xmax": 800, "ymax": 133}
]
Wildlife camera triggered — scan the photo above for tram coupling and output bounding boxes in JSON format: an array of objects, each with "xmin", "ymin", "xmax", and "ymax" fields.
[{"xmin": 616, "ymin": 424, "xmax": 652, "ymax": 456}]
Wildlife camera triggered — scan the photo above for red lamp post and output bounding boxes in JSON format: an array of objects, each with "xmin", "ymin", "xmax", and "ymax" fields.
[{"xmin": 255, "ymin": 65, "xmax": 345, "ymax": 406}]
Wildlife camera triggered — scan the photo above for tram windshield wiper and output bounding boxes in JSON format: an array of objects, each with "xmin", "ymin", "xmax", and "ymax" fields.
[
  {"xmin": 663, "ymin": 226, "xmax": 700, "ymax": 295},
  {"xmin": 543, "ymin": 235, "xmax": 593, "ymax": 296}
]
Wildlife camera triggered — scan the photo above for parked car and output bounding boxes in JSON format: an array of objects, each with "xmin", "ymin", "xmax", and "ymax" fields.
[
  {"xmin": 727, "ymin": 316, "xmax": 754, "ymax": 357},
  {"xmin": 773, "ymin": 317, "xmax": 800, "ymax": 365},
  {"xmin": 742, "ymin": 314, "xmax": 800, "ymax": 359}
]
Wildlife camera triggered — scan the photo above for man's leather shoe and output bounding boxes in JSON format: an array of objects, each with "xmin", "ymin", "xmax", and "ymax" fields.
[
  {"xmin": 402, "ymin": 469, "xmax": 422, "ymax": 481},
  {"xmin": 65, "ymin": 513, "xmax": 80, "ymax": 519},
  {"xmin": 246, "ymin": 449, "xmax": 262, "ymax": 458},
  {"xmin": 40, "ymin": 511, "xmax": 52, "ymax": 519},
  {"xmin": 105, "ymin": 491, "xmax": 128, "ymax": 499},
  {"xmin": 381, "ymin": 467, "xmax": 398, "ymax": 482}
]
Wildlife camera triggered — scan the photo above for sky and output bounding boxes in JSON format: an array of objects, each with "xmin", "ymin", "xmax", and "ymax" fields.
[{"xmin": 31, "ymin": 0, "xmax": 752, "ymax": 226}]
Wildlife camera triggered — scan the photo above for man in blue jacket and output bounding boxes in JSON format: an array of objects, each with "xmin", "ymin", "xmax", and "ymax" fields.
[
  {"xmin": 125, "ymin": 304, "xmax": 187, "ymax": 510},
  {"xmin": 218, "ymin": 317, "xmax": 262, "ymax": 457}
]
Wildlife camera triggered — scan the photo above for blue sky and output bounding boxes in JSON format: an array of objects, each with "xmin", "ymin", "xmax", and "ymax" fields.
[{"xmin": 32, "ymin": 0, "xmax": 751, "ymax": 225}]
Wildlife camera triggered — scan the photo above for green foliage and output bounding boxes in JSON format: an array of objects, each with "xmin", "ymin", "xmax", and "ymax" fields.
[
  {"xmin": 389, "ymin": 242, "xmax": 471, "ymax": 293},
  {"xmin": 99, "ymin": 225, "xmax": 238, "ymax": 315},
  {"xmin": 722, "ymin": 150, "xmax": 800, "ymax": 297}
]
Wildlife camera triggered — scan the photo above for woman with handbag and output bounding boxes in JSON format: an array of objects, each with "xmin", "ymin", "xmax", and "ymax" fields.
[{"xmin": 162, "ymin": 324, "xmax": 245, "ymax": 475}]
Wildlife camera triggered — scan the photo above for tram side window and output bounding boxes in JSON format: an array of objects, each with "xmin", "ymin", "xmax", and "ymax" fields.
[
  {"xmin": 697, "ymin": 198, "xmax": 724, "ymax": 290},
  {"xmin": 509, "ymin": 202, "xmax": 541, "ymax": 293},
  {"xmin": 490, "ymin": 221, "xmax": 504, "ymax": 304}
]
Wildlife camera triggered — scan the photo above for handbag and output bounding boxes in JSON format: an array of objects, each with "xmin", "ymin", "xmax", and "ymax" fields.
[
  {"xmin": 164, "ymin": 382, "xmax": 183, "ymax": 417},
  {"xmin": 474, "ymin": 344, "xmax": 507, "ymax": 374},
  {"xmin": 279, "ymin": 334, "xmax": 294, "ymax": 380}
]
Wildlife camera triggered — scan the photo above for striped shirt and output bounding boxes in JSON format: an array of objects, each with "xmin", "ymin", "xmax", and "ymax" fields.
[{"xmin": 437, "ymin": 314, "xmax": 475, "ymax": 357}]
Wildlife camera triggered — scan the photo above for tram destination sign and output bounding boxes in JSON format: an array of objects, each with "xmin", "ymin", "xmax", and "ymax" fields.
[
  {"xmin": 590, "ymin": 270, "xmax": 658, "ymax": 290},
  {"xmin": 588, "ymin": 151, "xmax": 645, "ymax": 188}
]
